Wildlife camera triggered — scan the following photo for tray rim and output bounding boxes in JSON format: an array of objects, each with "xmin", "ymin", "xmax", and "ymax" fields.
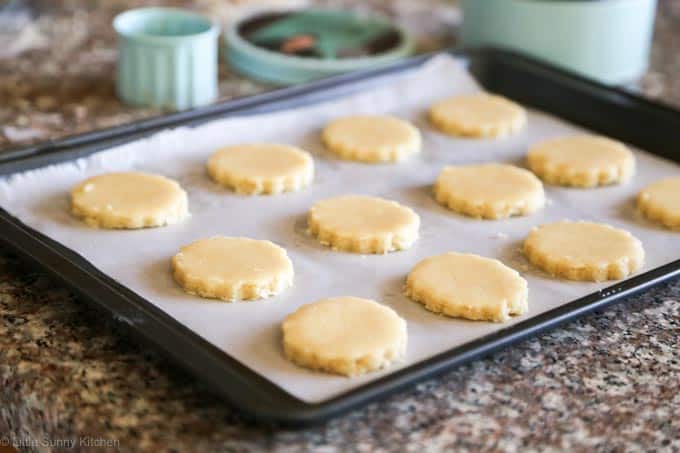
[{"xmin": 1, "ymin": 48, "xmax": 679, "ymax": 427}]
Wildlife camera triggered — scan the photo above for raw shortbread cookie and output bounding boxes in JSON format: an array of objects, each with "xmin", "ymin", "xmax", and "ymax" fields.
[
  {"xmin": 308, "ymin": 195, "xmax": 420, "ymax": 253},
  {"xmin": 70, "ymin": 172, "xmax": 188, "ymax": 229},
  {"xmin": 404, "ymin": 252, "xmax": 528, "ymax": 322},
  {"xmin": 428, "ymin": 93, "xmax": 527, "ymax": 138},
  {"xmin": 524, "ymin": 221, "xmax": 645, "ymax": 281},
  {"xmin": 322, "ymin": 115, "xmax": 421, "ymax": 163},
  {"xmin": 172, "ymin": 236, "xmax": 293, "ymax": 301},
  {"xmin": 434, "ymin": 163, "xmax": 545, "ymax": 219},
  {"xmin": 282, "ymin": 297, "xmax": 407, "ymax": 376},
  {"xmin": 207, "ymin": 144, "xmax": 313, "ymax": 195},
  {"xmin": 527, "ymin": 136, "xmax": 635, "ymax": 187},
  {"xmin": 637, "ymin": 177, "xmax": 680, "ymax": 230}
]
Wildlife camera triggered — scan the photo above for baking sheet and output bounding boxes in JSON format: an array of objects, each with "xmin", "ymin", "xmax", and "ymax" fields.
[{"xmin": 1, "ymin": 55, "xmax": 679, "ymax": 404}]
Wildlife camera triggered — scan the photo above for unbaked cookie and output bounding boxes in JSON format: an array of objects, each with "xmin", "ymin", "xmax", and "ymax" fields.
[
  {"xmin": 434, "ymin": 163, "xmax": 545, "ymax": 219},
  {"xmin": 524, "ymin": 221, "xmax": 644, "ymax": 281},
  {"xmin": 282, "ymin": 296, "xmax": 407, "ymax": 376},
  {"xmin": 70, "ymin": 172, "xmax": 188, "ymax": 229},
  {"xmin": 172, "ymin": 236, "xmax": 293, "ymax": 301},
  {"xmin": 637, "ymin": 177, "xmax": 680, "ymax": 230},
  {"xmin": 207, "ymin": 144, "xmax": 313, "ymax": 195},
  {"xmin": 428, "ymin": 93, "xmax": 526, "ymax": 138},
  {"xmin": 404, "ymin": 252, "xmax": 528, "ymax": 322},
  {"xmin": 527, "ymin": 136, "xmax": 635, "ymax": 187},
  {"xmin": 322, "ymin": 115, "xmax": 421, "ymax": 163},
  {"xmin": 308, "ymin": 195, "xmax": 420, "ymax": 253}
]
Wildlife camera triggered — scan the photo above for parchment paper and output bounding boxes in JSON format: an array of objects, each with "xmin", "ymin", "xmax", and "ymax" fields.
[{"xmin": 1, "ymin": 56, "xmax": 678, "ymax": 403}]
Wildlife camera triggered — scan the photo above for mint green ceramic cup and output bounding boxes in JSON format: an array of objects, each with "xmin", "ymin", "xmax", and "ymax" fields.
[
  {"xmin": 114, "ymin": 8, "xmax": 219, "ymax": 110},
  {"xmin": 461, "ymin": 0, "xmax": 657, "ymax": 85}
]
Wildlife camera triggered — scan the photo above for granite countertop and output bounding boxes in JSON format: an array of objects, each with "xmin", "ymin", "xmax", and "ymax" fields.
[{"xmin": 1, "ymin": 1, "xmax": 679, "ymax": 451}]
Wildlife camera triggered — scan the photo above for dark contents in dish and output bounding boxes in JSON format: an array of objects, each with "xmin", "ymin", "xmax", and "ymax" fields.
[{"xmin": 238, "ymin": 11, "xmax": 403, "ymax": 59}]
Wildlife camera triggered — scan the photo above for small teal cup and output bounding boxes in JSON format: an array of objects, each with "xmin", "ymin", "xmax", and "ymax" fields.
[{"xmin": 114, "ymin": 8, "xmax": 220, "ymax": 110}]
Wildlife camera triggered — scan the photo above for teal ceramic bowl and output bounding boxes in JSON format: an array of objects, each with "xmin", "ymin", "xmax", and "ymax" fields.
[
  {"xmin": 224, "ymin": 9, "xmax": 414, "ymax": 86},
  {"xmin": 114, "ymin": 8, "xmax": 220, "ymax": 110},
  {"xmin": 461, "ymin": 0, "xmax": 657, "ymax": 85}
]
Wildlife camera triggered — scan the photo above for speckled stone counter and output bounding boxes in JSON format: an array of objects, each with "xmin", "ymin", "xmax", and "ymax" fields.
[{"xmin": 1, "ymin": 1, "xmax": 679, "ymax": 451}]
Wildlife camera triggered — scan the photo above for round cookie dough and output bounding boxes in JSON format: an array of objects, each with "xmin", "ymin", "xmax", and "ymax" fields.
[
  {"xmin": 282, "ymin": 297, "xmax": 407, "ymax": 376},
  {"xmin": 434, "ymin": 163, "xmax": 545, "ymax": 219},
  {"xmin": 172, "ymin": 236, "xmax": 294, "ymax": 301},
  {"xmin": 524, "ymin": 221, "xmax": 644, "ymax": 282},
  {"xmin": 308, "ymin": 195, "xmax": 420, "ymax": 253},
  {"xmin": 637, "ymin": 177, "xmax": 680, "ymax": 230},
  {"xmin": 322, "ymin": 115, "xmax": 421, "ymax": 163},
  {"xmin": 207, "ymin": 144, "xmax": 314, "ymax": 195},
  {"xmin": 70, "ymin": 172, "xmax": 188, "ymax": 229},
  {"xmin": 527, "ymin": 136, "xmax": 635, "ymax": 187},
  {"xmin": 404, "ymin": 252, "xmax": 528, "ymax": 322},
  {"xmin": 428, "ymin": 93, "xmax": 527, "ymax": 138}
]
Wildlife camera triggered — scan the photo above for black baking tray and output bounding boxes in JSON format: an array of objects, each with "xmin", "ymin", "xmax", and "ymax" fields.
[{"xmin": 1, "ymin": 49, "xmax": 679, "ymax": 427}]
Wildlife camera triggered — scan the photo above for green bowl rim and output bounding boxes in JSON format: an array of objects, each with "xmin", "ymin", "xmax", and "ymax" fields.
[{"xmin": 224, "ymin": 8, "xmax": 415, "ymax": 71}]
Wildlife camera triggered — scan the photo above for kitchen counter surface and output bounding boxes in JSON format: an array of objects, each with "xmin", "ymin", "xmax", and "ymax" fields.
[{"xmin": 1, "ymin": 1, "xmax": 679, "ymax": 451}]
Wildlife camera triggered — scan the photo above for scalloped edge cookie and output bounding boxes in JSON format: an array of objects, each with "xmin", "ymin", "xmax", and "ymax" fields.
[
  {"xmin": 404, "ymin": 252, "xmax": 528, "ymax": 323},
  {"xmin": 322, "ymin": 115, "xmax": 421, "ymax": 163},
  {"xmin": 524, "ymin": 221, "xmax": 645, "ymax": 281},
  {"xmin": 70, "ymin": 172, "xmax": 188, "ymax": 229},
  {"xmin": 207, "ymin": 144, "xmax": 314, "ymax": 195},
  {"xmin": 637, "ymin": 177, "xmax": 680, "ymax": 230},
  {"xmin": 527, "ymin": 136, "xmax": 635, "ymax": 187},
  {"xmin": 172, "ymin": 236, "xmax": 294, "ymax": 301},
  {"xmin": 428, "ymin": 93, "xmax": 527, "ymax": 138},
  {"xmin": 434, "ymin": 163, "xmax": 545, "ymax": 219},
  {"xmin": 282, "ymin": 297, "xmax": 407, "ymax": 376},
  {"xmin": 308, "ymin": 195, "xmax": 420, "ymax": 254}
]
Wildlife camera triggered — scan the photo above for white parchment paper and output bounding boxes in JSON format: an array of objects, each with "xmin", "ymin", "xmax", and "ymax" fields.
[{"xmin": 1, "ymin": 56, "xmax": 679, "ymax": 403}]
